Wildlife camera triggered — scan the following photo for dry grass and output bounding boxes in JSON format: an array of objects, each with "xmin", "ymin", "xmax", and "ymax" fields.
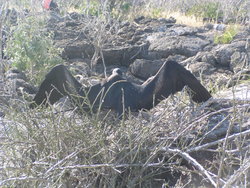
[
  {"xmin": 0, "ymin": 88, "xmax": 250, "ymax": 187},
  {"xmin": 126, "ymin": 5, "xmax": 205, "ymax": 27},
  {"xmin": 168, "ymin": 12, "xmax": 204, "ymax": 27}
]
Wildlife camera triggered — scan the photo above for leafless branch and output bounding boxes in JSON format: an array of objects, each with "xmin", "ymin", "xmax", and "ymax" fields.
[
  {"xmin": 161, "ymin": 147, "xmax": 218, "ymax": 187},
  {"xmin": 187, "ymin": 126, "xmax": 250, "ymax": 153},
  {"xmin": 222, "ymin": 158, "xmax": 250, "ymax": 188},
  {"xmin": 54, "ymin": 162, "xmax": 164, "ymax": 170},
  {"xmin": 0, "ymin": 176, "xmax": 45, "ymax": 186}
]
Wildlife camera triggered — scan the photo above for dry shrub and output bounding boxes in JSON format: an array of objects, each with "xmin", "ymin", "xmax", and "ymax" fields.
[{"xmin": 0, "ymin": 89, "xmax": 249, "ymax": 187}]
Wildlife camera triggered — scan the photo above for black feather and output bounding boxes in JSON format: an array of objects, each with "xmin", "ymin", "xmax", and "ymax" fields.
[{"xmin": 30, "ymin": 61, "xmax": 212, "ymax": 115}]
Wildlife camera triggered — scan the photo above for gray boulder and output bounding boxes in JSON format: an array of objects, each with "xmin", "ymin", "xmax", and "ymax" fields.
[
  {"xmin": 187, "ymin": 61, "xmax": 216, "ymax": 77},
  {"xmin": 6, "ymin": 69, "xmax": 27, "ymax": 81},
  {"xmin": 212, "ymin": 41, "xmax": 248, "ymax": 69},
  {"xmin": 48, "ymin": 13, "xmax": 149, "ymax": 66},
  {"xmin": 129, "ymin": 55, "xmax": 186, "ymax": 79},
  {"xmin": 169, "ymin": 25, "xmax": 198, "ymax": 36},
  {"xmin": 180, "ymin": 54, "xmax": 234, "ymax": 88},
  {"xmin": 147, "ymin": 33, "xmax": 210, "ymax": 59},
  {"xmin": 58, "ymin": 40, "xmax": 95, "ymax": 60},
  {"xmin": 101, "ymin": 43, "xmax": 149, "ymax": 66},
  {"xmin": 5, "ymin": 69, "xmax": 37, "ymax": 95},
  {"xmin": 67, "ymin": 58, "xmax": 91, "ymax": 78},
  {"xmin": 134, "ymin": 16, "xmax": 176, "ymax": 32},
  {"xmin": 129, "ymin": 59, "xmax": 165, "ymax": 79}
]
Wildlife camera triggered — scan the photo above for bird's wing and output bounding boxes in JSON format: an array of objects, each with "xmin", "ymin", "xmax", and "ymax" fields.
[
  {"xmin": 155, "ymin": 60, "xmax": 211, "ymax": 103},
  {"xmin": 176, "ymin": 63, "xmax": 212, "ymax": 103},
  {"xmin": 31, "ymin": 64, "xmax": 82, "ymax": 107}
]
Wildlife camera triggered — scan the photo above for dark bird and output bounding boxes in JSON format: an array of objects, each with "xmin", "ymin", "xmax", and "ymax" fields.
[{"xmin": 30, "ymin": 60, "xmax": 212, "ymax": 116}]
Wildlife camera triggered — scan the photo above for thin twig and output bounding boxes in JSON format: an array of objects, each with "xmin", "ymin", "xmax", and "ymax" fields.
[
  {"xmin": 186, "ymin": 127, "xmax": 250, "ymax": 153},
  {"xmin": 161, "ymin": 147, "xmax": 217, "ymax": 187},
  {"xmin": 45, "ymin": 150, "xmax": 79, "ymax": 176},
  {"xmin": 172, "ymin": 103, "xmax": 250, "ymax": 144},
  {"xmin": 54, "ymin": 162, "xmax": 164, "ymax": 170},
  {"xmin": 222, "ymin": 158, "xmax": 250, "ymax": 188},
  {"xmin": 0, "ymin": 176, "xmax": 45, "ymax": 186},
  {"xmin": 100, "ymin": 49, "xmax": 107, "ymax": 78}
]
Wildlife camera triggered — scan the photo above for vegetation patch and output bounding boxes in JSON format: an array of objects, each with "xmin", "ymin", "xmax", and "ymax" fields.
[
  {"xmin": 187, "ymin": 2, "xmax": 223, "ymax": 22},
  {"xmin": 5, "ymin": 16, "xmax": 63, "ymax": 84},
  {"xmin": 214, "ymin": 25, "xmax": 239, "ymax": 44}
]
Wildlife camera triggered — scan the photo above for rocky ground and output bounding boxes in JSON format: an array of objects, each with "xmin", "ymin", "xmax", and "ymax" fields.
[
  {"xmin": 2, "ymin": 12, "xmax": 249, "ymax": 108},
  {"xmin": 46, "ymin": 12, "xmax": 250, "ymax": 95}
]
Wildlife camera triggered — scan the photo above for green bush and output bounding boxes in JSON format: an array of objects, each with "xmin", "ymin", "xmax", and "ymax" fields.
[
  {"xmin": 214, "ymin": 25, "xmax": 239, "ymax": 44},
  {"xmin": 187, "ymin": 2, "xmax": 223, "ymax": 21},
  {"xmin": 71, "ymin": 0, "xmax": 133, "ymax": 20},
  {"xmin": 5, "ymin": 15, "xmax": 63, "ymax": 84},
  {"xmin": 119, "ymin": 2, "xmax": 132, "ymax": 14},
  {"xmin": 151, "ymin": 7, "xmax": 164, "ymax": 18},
  {"xmin": 76, "ymin": 1, "xmax": 100, "ymax": 16}
]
